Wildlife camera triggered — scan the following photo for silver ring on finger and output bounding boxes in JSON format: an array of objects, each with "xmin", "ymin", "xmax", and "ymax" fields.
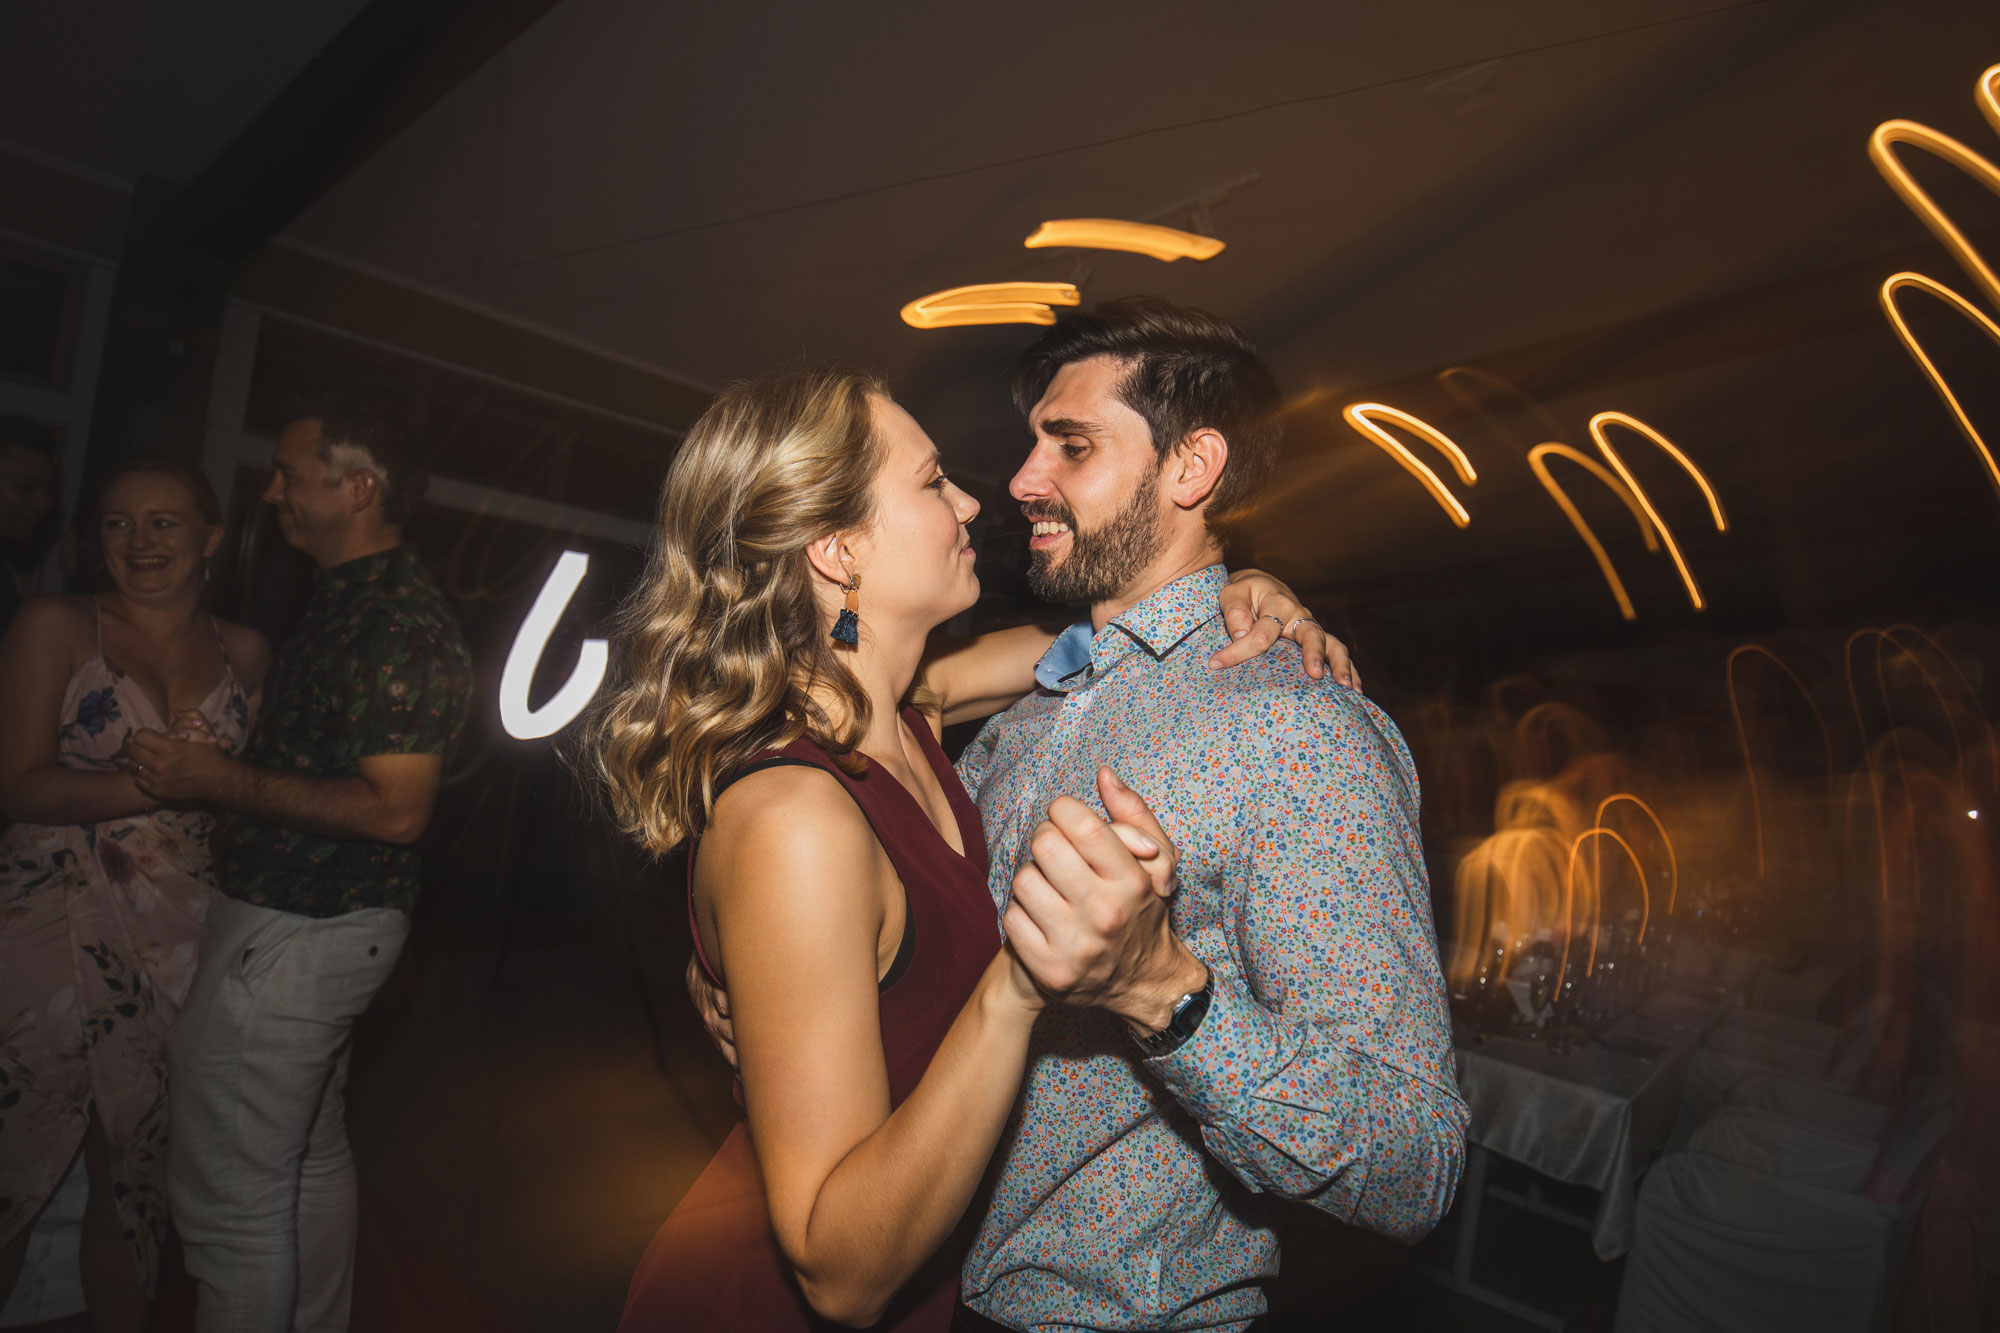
[
  {"xmin": 1285, "ymin": 615, "xmax": 1318, "ymax": 636},
  {"xmin": 1261, "ymin": 614, "xmax": 1286, "ymax": 631}
]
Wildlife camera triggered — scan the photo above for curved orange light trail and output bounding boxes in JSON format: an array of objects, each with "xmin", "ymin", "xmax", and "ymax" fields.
[
  {"xmin": 1868, "ymin": 62, "xmax": 2000, "ymax": 505},
  {"xmin": 1595, "ymin": 794, "xmax": 1678, "ymax": 918},
  {"xmin": 900, "ymin": 281, "xmax": 1081, "ymax": 329},
  {"xmin": 1877, "ymin": 274, "xmax": 2000, "ymax": 504},
  {"xmin": 1845, "ymin": 629, "xmax": 1902, "ymax": 903},
  {"xmin": 1725, "ymin": 644, "xmax": 1836, "ymax": 879},
  {"xmin": 1868, "ymin": 115, "xmax": 2000, "ymax": 313},
  {"xmin": 1340, "ymin": 402, "xmax": 1478, "ymax": 528},
  {"xmin": 1885, "ymin": 623, "xmax": 1998, "ymax": 794},
  {"xmin": 1587, "ymin": 411, "xmax": 1729, "ymax": 612},
  {"xmin": 1527, "ymin": 442, "xmax": 1661, "ymax": 621},
  {"xmin": 1560, "ymin": 827, "xmax": 1647, "ymax": 983},
  {"xmin": 1022, "ymin": 219, "xmax": 1225, "ymax": 262}
]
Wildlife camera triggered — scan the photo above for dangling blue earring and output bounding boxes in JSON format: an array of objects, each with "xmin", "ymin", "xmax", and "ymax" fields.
[{"xmin": 831, "ymin": 578, "xmax": 860, "ymax": 646}]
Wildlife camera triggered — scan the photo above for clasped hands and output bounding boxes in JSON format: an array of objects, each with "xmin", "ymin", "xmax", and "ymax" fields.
[
  {"xmin": 689, "ymin": 767, "xmax": 1202, "ymax": 1067},
  {"xmin": 1000, "ymin": 767, "xmax": 1204, "ymax": 1034},
  {"xmin": 122, "ymin": 709, "xmax": 231, "ymax": 803}
]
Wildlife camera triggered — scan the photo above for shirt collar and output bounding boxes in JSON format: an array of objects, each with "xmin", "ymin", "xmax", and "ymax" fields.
[
  {"xmin": 1103, "ymin": 563, "xmax": 1229, "ymax": 659},
  {"xmin": 1028, "ymin": 564, "xmax": 1230, "ymax": 695},
  {"xmin": 315, "ymin": 545, "xmax": 407, "ymax": 595},
  {"xmin": 1033, "ymin": 621, "xmax": 1096, "ymax": 692}
]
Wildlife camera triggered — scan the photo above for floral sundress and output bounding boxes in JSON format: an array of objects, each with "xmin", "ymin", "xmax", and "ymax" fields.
[{"xmin": 0, "ymin": 622, "xmax": 250, "ymax": 1292}]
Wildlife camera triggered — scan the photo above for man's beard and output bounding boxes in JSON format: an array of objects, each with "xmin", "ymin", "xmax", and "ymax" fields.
[{"xmin": 1026, "ymin": 468, "xmax": 1163, "ymax": 608}]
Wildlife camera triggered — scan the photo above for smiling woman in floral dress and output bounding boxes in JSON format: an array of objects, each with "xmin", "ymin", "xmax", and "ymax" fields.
[{"xmin": 0, "ymin": 458, "xmax": 268, "ymax": 1333}]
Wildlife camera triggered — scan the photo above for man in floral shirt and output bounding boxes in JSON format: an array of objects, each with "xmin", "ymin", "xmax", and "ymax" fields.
[
  {"xmin": 955, "ymin": 299, "xmax": 1466, "ymax": 1332},
  {"xmin": 127, "ymin": 395, "xmax": 470, "ymax": 1333}
]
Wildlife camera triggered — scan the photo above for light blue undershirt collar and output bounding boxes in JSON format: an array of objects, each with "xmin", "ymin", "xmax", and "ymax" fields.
[{"xmin": 1033, "ymin": 621, "xmax": 1096, "ymax": 693}]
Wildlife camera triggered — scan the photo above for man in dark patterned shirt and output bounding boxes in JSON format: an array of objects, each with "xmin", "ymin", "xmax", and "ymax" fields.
[{"xmin": 128, "ymin": 395, "xmax": 471, "ymax": 1333}]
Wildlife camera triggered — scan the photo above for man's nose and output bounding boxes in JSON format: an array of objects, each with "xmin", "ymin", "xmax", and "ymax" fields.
[
  {"xmin": 1008, "ymin": 454, "xmax": 1048, "ymax": 503},
  {"xmin": 261, "ymin": 475, "xmax": 282, "ymax": 504}
]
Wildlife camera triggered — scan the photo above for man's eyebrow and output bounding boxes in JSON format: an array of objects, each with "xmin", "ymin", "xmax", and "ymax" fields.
[{"xmin": 1036, "ymin": 416, "xmax": 1099, "ymax": 438}]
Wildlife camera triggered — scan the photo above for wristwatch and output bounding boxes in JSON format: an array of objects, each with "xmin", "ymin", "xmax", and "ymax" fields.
[{"xmin": 1133, "ymin": 979, "xmax": 1212, "ymax": 1059}]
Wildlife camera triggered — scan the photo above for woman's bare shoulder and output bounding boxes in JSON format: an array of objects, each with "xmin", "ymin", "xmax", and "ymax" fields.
[{"xmin": 705, "ymin": 763, "xmax": 875, "ymax": 867}]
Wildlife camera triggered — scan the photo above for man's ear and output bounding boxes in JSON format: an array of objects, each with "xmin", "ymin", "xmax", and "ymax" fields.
[
  {"xmin": 346, "ymin": 468, "xmax": 381, "ymax": 516},
  {"xmin": 1167, "ymin": 428, "xmax": 1229, "ymax": 511}
]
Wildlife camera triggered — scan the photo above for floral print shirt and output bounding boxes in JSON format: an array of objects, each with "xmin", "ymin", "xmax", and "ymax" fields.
[
  {"xmin": 214, "ymin": 546, "xmax": 472, "ymax": 918},
  {"xmin": 956, "ymin": 565, "xmax": 1467, "ymax": 1332}
]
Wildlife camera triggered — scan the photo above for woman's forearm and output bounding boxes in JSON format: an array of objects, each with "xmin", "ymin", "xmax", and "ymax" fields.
[
  {"xmin": 783, "ymin": 953, "xmax": 1035, "ymax": 1325},
  {"xmin": 922, "ymin": 624, "xmax": 1063, "ymax": 727},
  {"xmin": 0, "ymin": 764, "xmax": 156, "ymax": 825}
]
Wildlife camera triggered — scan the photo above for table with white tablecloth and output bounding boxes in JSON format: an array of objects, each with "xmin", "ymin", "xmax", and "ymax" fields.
[
  {"xmin": 1430, "ymin": 991, "xmax": 1732, "ymax": 1330},
  {"xmin": 1455, "ymin": 990, "xmax": 1723, "ymax": 1259}
]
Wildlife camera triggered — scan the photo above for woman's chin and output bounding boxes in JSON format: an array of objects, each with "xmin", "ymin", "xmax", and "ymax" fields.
[{"xmin": 112, "ymin": 566, "xmax": 194, "ymax": 598}]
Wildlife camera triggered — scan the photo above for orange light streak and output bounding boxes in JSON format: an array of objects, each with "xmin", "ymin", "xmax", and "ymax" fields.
[
  {"xmin": 900, "ymin": 282, "xmax": 1081, "ymax": 329},
  {"xmin": 1868, "ymin": 115, "xmax": 2000, "ymax": 313},
  {"xmin": 1527, "ymin": 443, "xmax": 1660, "ymax": 621},
  {"xmin": 1587, "ymin": 411, "xmax": 1729, "ymax": 612},
  {"xmin": 1877, "ymin": 274, "xmax": 2000, "ymax": 504},
  {"xmin": 1560, "ymin": 827, "xmax": 1647, "ymax": 982},
  {"xmin": 1341, "ymin": 402, "xmax": 1478, "ymax": 528},
  {"xmin": 1845, "ymin": 629, "xmax": 1895, "ymax": 902},
  {"xmin": 1868, "ymin": 62, "xmax": 2000, "ymax": 505},
  {"xmin": 1595, "ymin": 794, "xmax": 1677, "ymax": 918},
  {"xmin": 1885, "ymin": 624, "xmax": 1999, "ymax": 794},
  {"xmin": 1726, "ymin": 644, "xmax": 1836, "ymax": 879},
  {"xmin": 1022, "ymin": 219, "xmax": 1225, "ymax": 262}
]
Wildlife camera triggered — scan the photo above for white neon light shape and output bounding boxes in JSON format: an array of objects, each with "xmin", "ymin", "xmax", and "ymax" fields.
[
  {"xmin": 500, "ymin": 550, "xmax": 608, "ymax": 740},
  {"xmin": 1022, "ymin": 219, "xmax": 1225, "ymax": 262}
]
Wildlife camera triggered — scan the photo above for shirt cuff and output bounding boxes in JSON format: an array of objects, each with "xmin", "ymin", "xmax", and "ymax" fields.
[{"xmin": 1145, "ymin": 970, "xmax": 1282, "ymax": 1124}]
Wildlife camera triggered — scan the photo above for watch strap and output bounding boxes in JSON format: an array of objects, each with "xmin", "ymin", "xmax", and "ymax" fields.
[{"xmin": 1134, "ymin": 980, "xmax": 1212, "ymax": 1059}]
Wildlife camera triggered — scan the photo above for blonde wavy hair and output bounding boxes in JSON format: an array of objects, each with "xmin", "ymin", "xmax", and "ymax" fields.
[{"xmin": 584, "ymin": 368, "xmax": 887, "ymax": 856}]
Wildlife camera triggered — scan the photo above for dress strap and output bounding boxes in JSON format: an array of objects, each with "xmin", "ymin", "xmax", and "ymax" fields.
[{"xmin": 207, "ymin": 614, "xmax": 232, "ymax": 666}]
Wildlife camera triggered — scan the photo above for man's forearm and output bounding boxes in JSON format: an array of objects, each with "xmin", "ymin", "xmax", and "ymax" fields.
[{"xmin": 207, "ymin": 759, "xmax": 420, "ymax": 844}]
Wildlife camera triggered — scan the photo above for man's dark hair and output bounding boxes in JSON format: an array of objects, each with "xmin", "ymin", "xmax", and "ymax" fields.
[
  {"xmin": 282, "ymin": 393, "xmax": 428, "ymax": 526},
  {"xmin": 1011, "ymin": 296, "xmax": 1284, "ymax": 534},
  {"xmin": 0, "ymin": 414, "xmax": 61, "ymax": 462}
]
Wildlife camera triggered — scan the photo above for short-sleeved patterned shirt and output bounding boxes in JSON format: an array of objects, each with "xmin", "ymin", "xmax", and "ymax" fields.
[
  {"xmin": 215, "ymin": 545, "xmax": 473, "ymax": 919},
  {"xmin": 957, "ymin": 564, "xmax": 1468, "ymax": 1333}
]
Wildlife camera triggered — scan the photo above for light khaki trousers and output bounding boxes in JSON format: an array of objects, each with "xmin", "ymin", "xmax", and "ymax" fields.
[{"xmin": 165, "ymin": 895, "xmax": 408, "ymax": 1333}]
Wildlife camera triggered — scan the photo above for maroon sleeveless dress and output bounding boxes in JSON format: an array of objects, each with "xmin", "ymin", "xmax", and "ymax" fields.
[{"xmin": 619, "ymin": 710, "xmax": 999, "ymax": 1332}]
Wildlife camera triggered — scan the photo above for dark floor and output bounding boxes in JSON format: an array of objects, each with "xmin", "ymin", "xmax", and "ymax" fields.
[{"xmin": 333, "ymin": 886, "xmax": 1620, "ymax": 1333}]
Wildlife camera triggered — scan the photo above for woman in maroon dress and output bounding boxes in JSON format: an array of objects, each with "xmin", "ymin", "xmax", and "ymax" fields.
[{"xmin": 589, "ymin": 370, "xmax": 1328, "ymax": 1330}]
